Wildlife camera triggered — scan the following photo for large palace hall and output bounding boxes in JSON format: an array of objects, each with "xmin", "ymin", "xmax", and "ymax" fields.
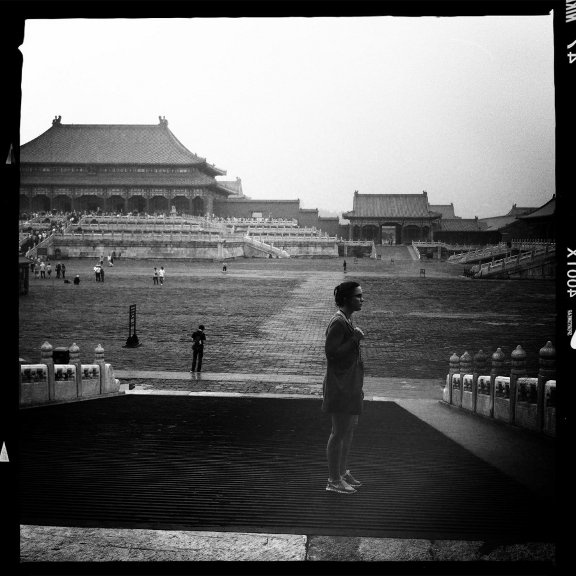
[{"xmin": 19, "ymin": 116, "xmax": 231, "ymax": 217}]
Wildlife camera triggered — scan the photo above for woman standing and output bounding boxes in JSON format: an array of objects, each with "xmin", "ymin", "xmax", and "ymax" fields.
[{"xmin": 322, "ymin": 281, "xmax": 365, "ymax": 494}]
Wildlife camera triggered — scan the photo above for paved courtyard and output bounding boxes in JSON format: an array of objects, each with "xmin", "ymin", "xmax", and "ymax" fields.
[
  {"xmin": 19, "ymin": 257, "xmax": 555, "ymax": 381},
  {"xmin": 17, "ymin": 256, "xmax": 557, "ymax": 565}
]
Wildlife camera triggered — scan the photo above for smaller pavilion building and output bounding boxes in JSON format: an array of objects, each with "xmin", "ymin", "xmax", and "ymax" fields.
[{"xmin": 342, "ymin": 191, "xmax": 442, "ymax": 244}]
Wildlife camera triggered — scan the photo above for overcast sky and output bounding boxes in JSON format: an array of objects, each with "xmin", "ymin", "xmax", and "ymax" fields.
[{"xmin": 19, "ymin": 16, "xmax": 555, "ymax": 219}]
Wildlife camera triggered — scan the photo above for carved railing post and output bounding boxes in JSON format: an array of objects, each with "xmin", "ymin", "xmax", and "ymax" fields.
[
  {"xmin": 41, "ymin": 341, "xmax": 55, "ymax": 401},
  {"xmin": 94, "ymin": 344, "xmax": 106, "ymax": 394},
  {"xmin": 538, "ymin": 341, "xmax": 556, "ymax": 431},
  {"xmin": 69, "ymin": 342, "xmax": 82, "ymax": 397},
  {"xmin": 460, "ymin": 351, "xmax": 472, "ymax": 375},
  {"xmin": 510, "ymin": 345, "xmax": 527, "ymax": 424},
  {"xmin": 457, "ymin": 351, "xmax": 472, "ymax": 409},
  {"xmin": 448, "ymin": 353, "xmax": 460, "ymax": 404},
  {"xmin": 19, "ymin": 357, "xmax": 23, "ymax": 406},
  {"xmin": 490, "ymin": 348, "xmax": 505, "ymax": 418},
  {"xmin": 473, "ymin": 349, "xmax": 488, "ymax": 413}
]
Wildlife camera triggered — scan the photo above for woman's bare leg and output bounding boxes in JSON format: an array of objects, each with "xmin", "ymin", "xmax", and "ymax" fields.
[{"xmin": 327, "ymin": 413, "xmax": 354, "ymax": 482}]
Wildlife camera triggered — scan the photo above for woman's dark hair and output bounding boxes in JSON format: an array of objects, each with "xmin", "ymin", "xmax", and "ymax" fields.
[{"xmin": 334, "ymin": 281, "xmax": 360, "ymax": 306}]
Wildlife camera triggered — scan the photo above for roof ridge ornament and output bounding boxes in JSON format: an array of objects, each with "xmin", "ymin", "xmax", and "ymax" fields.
[
  {"xmin": 52, "ymin": 115, "xmax": 62, "ymax": 126},
  {"xmin": 158, "ymin": 116, "xmax": 168, "ymax": 127}
]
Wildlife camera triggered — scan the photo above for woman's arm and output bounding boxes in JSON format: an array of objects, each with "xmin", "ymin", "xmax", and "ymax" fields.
[{"xmin": 325, "ymin": 320, "xmax": 360, "ymax": 360}]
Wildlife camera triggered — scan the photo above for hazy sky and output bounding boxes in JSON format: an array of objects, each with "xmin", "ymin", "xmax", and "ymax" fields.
[{"xmin": 19, "ymin": 16, "xmax": 555, "ymax": 219}]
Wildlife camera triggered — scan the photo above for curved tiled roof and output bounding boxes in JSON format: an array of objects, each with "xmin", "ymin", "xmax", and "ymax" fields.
[
  {"xmin": 430, "ymin": 204, "xmax": 457, "ymax": 219},
  {"xmin": 506, "ymin": 205, "xmax": 537, "ymax": 217},
  {"xmin": 439, "ymin": 218, "xmax": 488, "ymax": 232},
  {"xmin": 518, "ymin": 196, "xmax": 555, "ymax": 219},
  {"xmin": 479, "ymin": 215, "xmax": 517, "ymax": 231},
  {"xmin": 217, "ymin": 178, "xmax": 243, "ymax": 195},
  {"xmin": 347, "ymin": 193, "xmax": 435, "ymax": 218},
  {"xmin": 20, "ymin": 121, "xmax": 225, "ymax": 174}
]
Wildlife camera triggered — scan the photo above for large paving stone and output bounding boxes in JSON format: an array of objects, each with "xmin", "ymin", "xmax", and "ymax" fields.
[{"xmin": 20, "ymin": 525, "xmax": 307, "ymax": 562}]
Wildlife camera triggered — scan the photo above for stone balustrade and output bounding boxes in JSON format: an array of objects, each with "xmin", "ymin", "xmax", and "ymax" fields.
[
  {"xmin": 474, "ymin": 244, "xmax": 555, "ymax": 278},
  {"xmin": 20, "ymin": 342, "xmax": 122, "ymax": 408},
  {"xmin": 447, "ymin": 242, "xmax": 509, "ymax": 263},
  {"xmin": 443, "ymin": 341, "xmax": 556, "ymax": 436}
]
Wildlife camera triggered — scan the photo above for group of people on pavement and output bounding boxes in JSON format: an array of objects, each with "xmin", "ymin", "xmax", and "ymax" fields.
[
  {"xmin": 93, "ymin": 254, "xmax": 117, "ymax": 281},
  {"xmin": 31, "ymin": 259, "xmax": 67, "ymax": 280},
  {"xmin": 30, "ymin": 253, "xmax": 118, "ymax": 285},
  {"xmin": 93, "ymin": 263, "xmax": 105, "ymax": 282},
  {"xmin": 152, "ymin": 266, "xmax": 166, "ymax": 285}
]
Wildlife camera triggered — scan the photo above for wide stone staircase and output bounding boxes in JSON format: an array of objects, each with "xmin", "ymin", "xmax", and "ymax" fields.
[{"xmin": 374, "ymin": 244, "xmax": 417, "ymax": 261}]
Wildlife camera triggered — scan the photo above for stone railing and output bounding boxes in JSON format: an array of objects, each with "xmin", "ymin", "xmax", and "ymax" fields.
[
  {"xmin": 413, "ymin": 241, "xmax": 482, "ymax": 252},
  {"xmin": 20, "ymin": 342, "xmax": 122, "ymax": 408},
  {"xmin": 510, "ymin": 239, "xmax": 555, "ymax": 251},
  {"xmin": 65, "ymin": 230, "xmax": 224, "ymax": 242},
  {"xmin": 246, "ymin": 227, "xmax": 322, "ymax": 238},
  {"xmin": 443, "ymin": 341, "xmax": 556, "ymax": 436},
  {"xmin": 25, "ymin": 233, "xmax": 54, "ymax": 259},
  {"xmin": 341, "ymin": 239, "xmax": 375, "ymax": 246},
  {"xmin": 447, "ymin": 242, "xmax": 509, "ymax": 264},
  {"xmin": 243, "ymin": 236, "xmax": 290, "ymax": 258},
  {"xmin": 473, "ymin": 244, "xmax": 555, "ymax": 278}
]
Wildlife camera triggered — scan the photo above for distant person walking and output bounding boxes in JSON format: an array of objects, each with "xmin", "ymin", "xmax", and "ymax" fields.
[
  {"xmin": 191, "ymin": 324, "xmax": 206, "ymax": 373},
  {"xmin": 322, "ymin": 281, "xmax": 365, "ymax": 495},
  {"xmin": 55, "ymin": 262, "xmax": 62, "ymax": 279},
  {"xmin": 94, "ymin": 264, "xmax": 101, "ymax": 282},
  {"xmin": 343, "ymin": 259, "xmax": 347, "ymax": 273},
  {"xmin": 39, "ymin": 261, "xmax": 46, "ymax": 279},
  {"xmin": 159, "ymin": 266, "xmax": 165, "ymax": 285},
  {"xmin": 46, "ymin": 262, "xmax": 52, "ymax": 278},
  {"xmin": 153, "ymin": 267, "xmax": 159, "ymax": 285},
  {"xmin": 61, "ymin": 263, "xmax": 66, "ymax": 279}
]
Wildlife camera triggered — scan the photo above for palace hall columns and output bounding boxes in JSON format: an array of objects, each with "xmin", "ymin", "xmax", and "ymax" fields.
[{"xmin": 205, "ymin": 195, "xmax": 214, "ymax": 216}]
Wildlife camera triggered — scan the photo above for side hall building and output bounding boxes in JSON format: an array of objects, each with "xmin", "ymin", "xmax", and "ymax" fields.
[{"xmin": 342, "ymin": 190, "xmax": 442, "ymax": 244}]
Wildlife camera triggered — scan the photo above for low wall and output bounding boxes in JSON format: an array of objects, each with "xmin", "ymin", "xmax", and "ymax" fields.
[
  {"xmin": 443, "ymin": 342, "xmax": 556, "ymax": 436},
  {"xmin": 20, "ymin": 342, "xmax": 122, "ymax": 408},
  {"xmin": 281, "ymin": 241, "xmax": 339, "ymax": 258},
  {"xmin": 52, "ymin": 236, "xmax": 337, "ymax": 259},
  {"xmin": 53, "ymin": 237, "xmax": 245, "ymax": 260}
]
